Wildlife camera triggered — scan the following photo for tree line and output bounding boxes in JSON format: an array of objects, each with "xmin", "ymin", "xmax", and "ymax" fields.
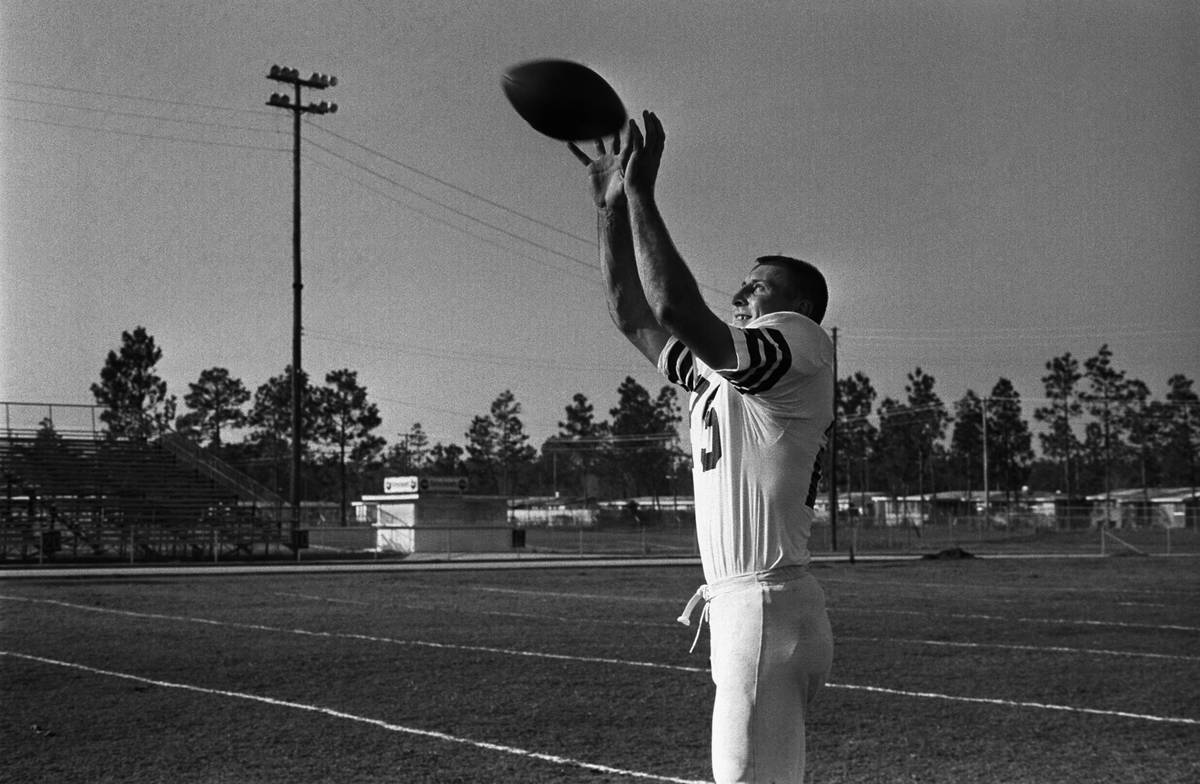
[
  {"xmin": 87, "ymin": 327, "xmax": 1197, "ymax": 506},
  {"xmin": 838, "ymin": 346, "xmax": 1198, "ymax": 504},
  {"xmin": 87, "ymin": 327, "xmax": 685, "ymax": 505}
]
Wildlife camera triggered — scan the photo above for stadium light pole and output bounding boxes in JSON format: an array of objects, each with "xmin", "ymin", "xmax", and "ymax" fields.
[{"xmin": 265, "ymin": 65, "xmax": 338, "ymax": 537}]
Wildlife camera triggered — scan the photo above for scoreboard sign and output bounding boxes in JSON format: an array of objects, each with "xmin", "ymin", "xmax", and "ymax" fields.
[
  {"xmin": 383, "ymin": 476, "xmax": 468, "ymax": 495},
  {"xmin": 383, "ymin": 476, "xmax": 420, "ymax": 494}
]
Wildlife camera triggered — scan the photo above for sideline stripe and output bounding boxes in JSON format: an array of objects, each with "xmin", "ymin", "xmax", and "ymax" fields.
[
  {"xmin": 477, "ymin": 587, "xmax": 1200, "ymax": 633},
  {"xmin": 477, "ymin": 586, "xmax": 673, "ymax": 604},
  {"xmin": 276, "ymin": 591, "xmax": 673, "ymax": 629},
  {"xmin": 819, "ymin": 576, "xmax": 1197, "ymax": 599},
  {"xmin": 0, "ymin": 595, "xmax": 708, "ymax": 674},
  {"xmin": 838, "ymin": 635, "xmax": 1200, "ymax": 663},
  {"xmin": 834, "ymin": 606, "xmax": 1200, "ymax": 633},
  {"xmin": 274, "ymin": 592, "xmax": 1200, "ymax": 659},
  {"xmin": 827, "ymin": 682, "xmax": 1200, "ymax": 726},
  {"xmin": 0, "ymin": 651, "xmax": 709, "ymax": 784},
  {"xmin": 5, "ymin": 595, "xmax": 1197, "ymax": 726},
  {"xmin": 274, "ymin": 591, "xmax": 371, "ymax": 606}
]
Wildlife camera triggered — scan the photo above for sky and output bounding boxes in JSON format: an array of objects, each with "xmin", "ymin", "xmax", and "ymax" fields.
[{"xmin": 2, "ymin": 1, "xmax": 1197, "ymax": 453}]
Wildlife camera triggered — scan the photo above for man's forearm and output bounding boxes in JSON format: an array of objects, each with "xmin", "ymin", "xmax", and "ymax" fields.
[
  {"xmin": 599, "ymin": 205, "xmax": 656, "ymax": 335},
  {"xmin": 626, "ymin": 193, "xmax": 705, "ymax": 330}
]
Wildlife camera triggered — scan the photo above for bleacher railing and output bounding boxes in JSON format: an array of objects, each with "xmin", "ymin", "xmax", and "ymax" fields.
[
  {"xmin": 2, "ymin": 401, "xmax": 101, "ymax": 438},
  {"xmin": 159, "ymin": 431, "xmax": 286, "ymax": 512}
]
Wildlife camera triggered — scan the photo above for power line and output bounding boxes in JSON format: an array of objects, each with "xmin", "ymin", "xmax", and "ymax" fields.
[
  {"xmin": 303, "ymin": 134, "xmax": 602, "ymax": 276},
  {"xmin": 311, "ymin": 124, "xmax": 597, "ymax": 248},
  {"xmin": 5, "ymin": 86, "xmax": 602, "ymax": 286},
  {"xmin": 305, "ymin": 122, "xmax": 735, "ymax": 301},
  {"xmin": 0, "ymin": 94, "xmax": 281, "ymax": 136},
  {"xmin": 300, "ymin": 154, "xmax": 597, "ymax": 284},
  {"xmin": 845, "ymin": 331, "xmax": 1200, "ymax": 344},
  {"xmin": 7, "ymin": 78, "xmax": 732, "ymax": 300},
  {"xmin": 305, "ymin": 329, "xmax": 632, "ymax": 373},
  {"xmin": 848, "ymin": 322, "xmax": 1200, "ymax": 335},
  {"xmin": 0, "ymin": 113, "xmax": 287, "ymax": 153},
  {"xmin": 1, "ymin": 78, "xmax": 276, "ymax": 117},
  {"xmin": 844, "ymin": 326, "xmax": 1200, "ymax": 340}
]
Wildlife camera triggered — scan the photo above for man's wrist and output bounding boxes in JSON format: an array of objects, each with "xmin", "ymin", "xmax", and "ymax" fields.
[
  {"xmin": 625, "ymin": 188, "xmax": 654, "ymax": 210},
  {"xmin": 598, "ymin": 202, "xmax": 629, "ymax": 222}
]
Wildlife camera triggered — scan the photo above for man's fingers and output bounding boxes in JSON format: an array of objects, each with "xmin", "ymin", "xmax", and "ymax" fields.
[
  {"xmin": 643, "ymin": 111, "xmax": 664, "ymax": 154},
  {"xmin": 618, "ymin": 141, "xmax": 633, "ymax": 169},
  {"xmin": 627, "ymin": 118, "xmax": 644, "ymax": 149},
  {"xmin": 567, "ymin": 142, "xmax": 591, "ymax": 166}
]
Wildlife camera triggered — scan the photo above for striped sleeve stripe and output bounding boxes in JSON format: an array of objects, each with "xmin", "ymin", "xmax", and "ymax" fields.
[
  {"xmin": 805, "ymin": 447, "xmax": 825, "ymax": 507},
  {"xmin": 728, "ymin": 327, "xmax": 792, "ymax": 395},
  {"xmin": 664, "ymin": 340, "xmax": 698, "ymax": 391}
]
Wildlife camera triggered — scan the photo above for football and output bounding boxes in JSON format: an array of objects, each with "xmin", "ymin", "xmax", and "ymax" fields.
[{"xmin": 501, "ymin": 58, "xmax": 626, "ymax": 141}]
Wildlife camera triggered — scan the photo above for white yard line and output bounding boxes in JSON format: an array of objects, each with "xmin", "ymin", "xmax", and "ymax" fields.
[
  {"xmin": 4, "ymin": 594, "xmax": 1197, "ymax": 726},
  {"xmin": 0, "ymin": 595, "xmax": 707, "ymax": 674},
  {"xmin": 832, "ymin": 605, "xmax": 1200, "ymax": 632},
  {"xmin": 476, "ymin": 586, "xmax": 677, "ymax": 603},
  {"xmin": 474, "ymin": 587, "xmax": 1200, "ymax": 632},
  {"xmin": 838, "ymin": 635, "xmax": 1200, "ymax": 662},
  {"xmin": 273, "ymin": 591, "xmax": 372, "ymax": 606},
  {"xmin": 819, "ymin": 575, "xmax": 1197, "ymax": 599},
  {"xmin": 827, "ymin": 682, "xmax": 1200, "ymax": 726},
  {"xmin": 0, "ymin": 650, "xmax": 710, "ymax": 784},
  {"xmin": 274, "ymin": 591, "xmax": 673, "ymax": 628}
]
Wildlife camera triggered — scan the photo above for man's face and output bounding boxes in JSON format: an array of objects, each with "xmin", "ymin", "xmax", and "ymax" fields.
[{"xmin": 731, "ymin": 263, "xmax": 800, "ymax": 326}]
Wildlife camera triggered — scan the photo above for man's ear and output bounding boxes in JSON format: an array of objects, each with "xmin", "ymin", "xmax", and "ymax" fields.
[{"xmin": 795, "ymin": 299, "xmax": 814, "ymax": 318}]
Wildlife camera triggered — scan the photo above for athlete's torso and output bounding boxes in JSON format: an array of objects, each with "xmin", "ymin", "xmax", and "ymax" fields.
[{"xmin": 658, "ymin": 312, "xmax": 834, "ymax": 583}]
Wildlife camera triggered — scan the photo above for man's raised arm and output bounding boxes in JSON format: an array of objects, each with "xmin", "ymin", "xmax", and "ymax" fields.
[
  {"xmin": 572, "ymin": 135, "xmax": 670, "ymax": 366},
  {"xmin": 621, "ymin": 112, "xmax": 735, "ymax": 372}
]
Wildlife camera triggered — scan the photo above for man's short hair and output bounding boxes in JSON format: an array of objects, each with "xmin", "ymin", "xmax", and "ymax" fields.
[{"xmin": 754, "ymin": 255, "xmax": 829, "ymax": 324}]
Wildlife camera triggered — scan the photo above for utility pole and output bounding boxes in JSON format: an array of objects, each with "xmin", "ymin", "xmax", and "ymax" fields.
[
  {"xmin": 981, "ymin": 396, "xmax": 989, "ymax": 523},
  {"xmin": 265, "ymin": 65, "xmax": 338, "ymax": 538},
  {"xmin": 830, "ymin": 326, "xmax": 839, "ymax": 552}
]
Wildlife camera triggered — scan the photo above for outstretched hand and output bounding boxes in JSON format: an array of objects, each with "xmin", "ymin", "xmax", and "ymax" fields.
[
  {"xmin": 568, "ymin": 111, "xmax": 664, "ymax": 209},
  {"xmin": 622, "ymin": 111, "xmax": 664, "ymax": 202},
  {"xmin": 568, "ymin": 132, "xmax": 631, "ymax": 210}
]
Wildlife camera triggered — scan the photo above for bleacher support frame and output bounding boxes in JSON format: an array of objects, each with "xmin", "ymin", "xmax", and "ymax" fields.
[{"xmin": 1, "ymin": 403, "xmax": 292, "ymax": 563}]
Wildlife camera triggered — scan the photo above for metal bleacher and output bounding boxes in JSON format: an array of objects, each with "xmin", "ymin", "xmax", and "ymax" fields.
[{"xmin": 1, "ymin": 403, "xmax": 288, "ymax": 563}]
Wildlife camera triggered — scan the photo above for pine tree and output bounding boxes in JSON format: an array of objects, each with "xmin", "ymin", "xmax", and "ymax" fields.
[
  {"xmin": 314, "ymin": 369, "xmax": 384, "ymax": 522},
  {"xmin": 837, "ymin": 372, "xmax": 878, "ymax": 510},
  {"xmin": 90, "ymin": 326, "xmax": 177, "ymax": 441},
  {"xmin": 986, "ymin": 378, "xmax": 1033, "ymax": 501},
  {"xmin": 465, "ymin": 391, "xmax": 537, "ymax": 495},
  {"xmin": 179, "ymin": 367, "xmax": 249, "ymax": 448},
  {"xmin": 1034, "ymin": 353, "xmax": 1083, "ymax": 496}
]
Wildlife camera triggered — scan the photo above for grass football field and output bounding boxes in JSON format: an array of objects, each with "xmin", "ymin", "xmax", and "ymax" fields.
[{"xmin": 2, "ymin": 556, "xmax": 1197, "ymax": 783}]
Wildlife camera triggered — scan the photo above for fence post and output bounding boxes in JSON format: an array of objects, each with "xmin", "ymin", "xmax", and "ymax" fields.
[{"xmin": 213, "ymin": 528, "xmax": 218, "ymax": 564}]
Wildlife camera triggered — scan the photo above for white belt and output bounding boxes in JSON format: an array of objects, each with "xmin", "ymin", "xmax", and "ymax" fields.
[{"xmin": 676, "ymin": 564, "xmax": 810, "ymax": 653}]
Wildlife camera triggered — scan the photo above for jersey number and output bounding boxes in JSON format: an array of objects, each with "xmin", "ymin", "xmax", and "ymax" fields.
[{"xmin": 700, "ymin": 408, "xmax": 722, "ymax": 471}]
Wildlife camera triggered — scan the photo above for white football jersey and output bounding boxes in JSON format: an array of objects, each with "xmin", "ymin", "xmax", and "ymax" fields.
[{"xmin": 658, "ymin": 311, "xmax": 834, "ymax": 583}]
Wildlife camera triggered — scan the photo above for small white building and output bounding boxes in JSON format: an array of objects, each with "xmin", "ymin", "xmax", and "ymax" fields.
[{"xmin": 354, "ymin": 476, "xmax": 510, "ymax": 555}]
